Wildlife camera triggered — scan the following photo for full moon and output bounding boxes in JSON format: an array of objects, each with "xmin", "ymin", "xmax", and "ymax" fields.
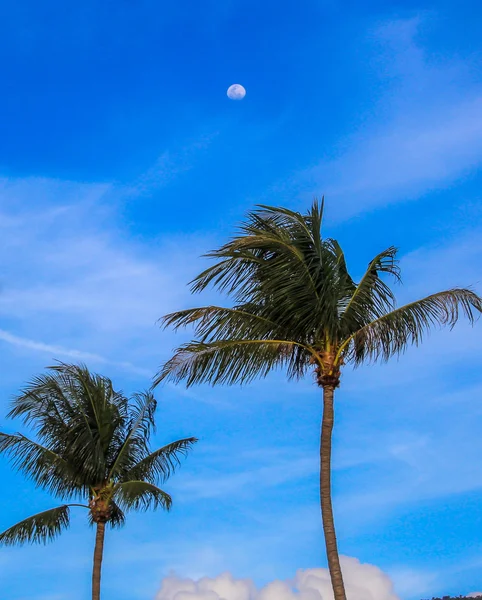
[{"xmin": 227, "ymin": 84, "xmax": 246, "ymax": 100}]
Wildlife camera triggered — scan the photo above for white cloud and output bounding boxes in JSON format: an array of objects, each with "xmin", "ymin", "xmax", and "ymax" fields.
[
  {"xmin": 155, "ymin": 558, "xmax": 399, "ymax": 600},
  {"xmin": 157, "ymin": 573, "xmax": 254, "ymax": 600}
]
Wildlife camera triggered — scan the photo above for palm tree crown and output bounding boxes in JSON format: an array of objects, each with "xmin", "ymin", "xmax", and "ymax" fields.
[
  {"xmin": 0, "ymin": 363, "xmax": 197, "ymax": 543},
  {"xmin": 0, "ymin": 362, "xmax": 197, "ymax": 600},
  {"xmin": 156, "ymin": 200, "xmax": 481, "ymax": 388}
]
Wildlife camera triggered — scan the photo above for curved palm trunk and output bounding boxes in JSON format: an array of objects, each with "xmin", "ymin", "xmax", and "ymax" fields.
[
  {"xmin": 320, "ymin": 386, "xmax": 346, "ymax": 600},
  {"xmin": 92, "ymin": 521, "xmax": 106, "ymax": 600}
]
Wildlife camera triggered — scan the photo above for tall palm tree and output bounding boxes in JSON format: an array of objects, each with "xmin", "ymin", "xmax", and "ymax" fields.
[
  {"xmin": 155, "ymin": 200, "xmax": 482, "ymax": 600},
  {"xmin": 0, "ymin": 363, "xmax": 197, "ymax": 600}
]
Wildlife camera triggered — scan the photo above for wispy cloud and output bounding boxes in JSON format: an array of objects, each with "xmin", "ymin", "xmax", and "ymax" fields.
[
  {"xmin": 122, "ymin": 132, "xmax": 218, "ymax": 198},
  {"xmin": 171, "ymin": 446, "xmax": 318, "ymax": 500},
  {"xmin": 0, "ymin": 176, "xmax": 212, "ymax": 381},
  {"xmin": 0, "ymin": 329, "xmax": 151, "ymax": 377},
  {"xmin": 287, "ymin": 16, "xmax": 482, "ymax": 218}
]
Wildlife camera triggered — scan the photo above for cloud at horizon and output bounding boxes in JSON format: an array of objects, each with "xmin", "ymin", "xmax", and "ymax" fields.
[{"xmin": 155, "ymin": 558, "xmax": 399, "ymax": 600}]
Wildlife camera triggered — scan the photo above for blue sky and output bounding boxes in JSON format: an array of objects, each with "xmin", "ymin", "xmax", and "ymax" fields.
[{"xmin": 1, "ymin": 1, "xmax": 482, "ymax": 599}]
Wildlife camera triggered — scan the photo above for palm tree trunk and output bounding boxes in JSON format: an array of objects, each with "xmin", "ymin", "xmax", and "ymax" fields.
[
  {"xmin": 92, "ymin": 521, "xmax": 106, "ymax": 600},
  {"xmin": 320, "ymin": 385, "xmax": 346, "ymax": 600}
]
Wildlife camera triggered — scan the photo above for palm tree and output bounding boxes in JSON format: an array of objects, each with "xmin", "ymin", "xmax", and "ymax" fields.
[
  {"xmin": 155, "ymin": 200, "xmax": 482, "ymax": 600},
  {"xmin": 0, "ymin": 363, "xmax": 197, "ymax": 600}
]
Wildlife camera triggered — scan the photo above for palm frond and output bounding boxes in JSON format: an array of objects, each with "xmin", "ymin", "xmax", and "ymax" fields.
[
  {"xmin": 190, "ymin": 202, "xmax": 327, "ymax": 308},
  {"xmin": 0, "ymin": 432, "xmax": 82, "ymax": 498},
  {"xmin": 191, "ymin": 253, "xmax": 261, "ymax": 297},
  {"xmin": 254, "ymin": 200, "xmax": 326, "ymax": 273},
  {"xmin": 155, "ymin": 339, "xmax": 312, "ymax": 387},
  {"xmin": 254, "ymin": 202, "xmax": 320, "ymax": 235},
  {"xmin": 339, "ymin": 247, "xmax": 400, "ymax": 330},
  {"xmin": 0, "ymin": 505, "xmax": 71, "ymax": 546},
  {"xmin": 341, "ymin": 288, "xmax": 482, "ymax": 364},
  {"xmin": 8, "ymin": 373, "xmax": 78, "ymax": 438},
  {"xmin": 123, "ymin": 438, "xmax": 197, "ymax": 484},
  {"xmin": 107, "ymin": 391, "xmax": 157, "ymax": 479},
  {"xmin": 161, "ymin": 305, "xmax": 279, "ymax": 341},
  {"xmin": 114, "ymin": 481, "xmax": 172, "ymax": 512}
]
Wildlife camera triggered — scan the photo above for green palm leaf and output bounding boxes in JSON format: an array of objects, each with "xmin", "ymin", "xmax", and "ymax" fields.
[
  {"xmin": 124, "ymin": 437, "xmax": 198, "ymax": 483},
  {"xmin": 339, "ymin": 246, "xmax": 399, "ymax": 328},
  {"xmin": 0, "ymin": 505, "xmax": 71, "ymax": 546},
  {"xmin": 0, "ymin": 432, "xmax": 81, "ymax": 498},
  {"xmin": 161, "ymin": 305, "xmax": 281, "ymax": 347},
  {"xmin": 156, "ymin": 339, "xmax": 312, "ymax": 387},
  {"xmin": 340, "ymin": 288, "xmax": 482, "ymax": 364},
  {"xmin": 114, "ymin": 481, "xmax": 172, "ymax": 512},
  {"xmin": 191, "ymin": 202, "xmax": 325, "ymax": 305},
  {"xmin": 107, "ymin": 391, "xmax": 157, "ymax": 480}
]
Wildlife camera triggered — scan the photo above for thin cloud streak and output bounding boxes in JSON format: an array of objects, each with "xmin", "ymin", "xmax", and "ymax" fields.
[
  {"xmin": 283, "ymin": 16, "xmax": 482, "ymax": 218},
  {"xmin": 0, "ymin": 328, "xmax": 152, "ymax": 377},
  {"xmin": 172, "ymin": 463, "xmax": 317, "ymax": 500},
  {"xmin": 121, "ymin": 131, "xmax": 219, "ymax": 199},
  {"xmin": 0, "ymin": 175, "xmax": 213, "ymax": 378}
]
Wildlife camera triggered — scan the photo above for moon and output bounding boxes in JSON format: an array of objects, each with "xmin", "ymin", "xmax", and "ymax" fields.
[{"xmin": 227, "ymin": 84, "xmax": 246, "ymax": 100}]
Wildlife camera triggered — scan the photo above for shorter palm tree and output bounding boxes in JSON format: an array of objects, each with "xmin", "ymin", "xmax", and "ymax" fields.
[{"xmin": 0, "ymin": 363, "xmax": 197, "ymax": 600}]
